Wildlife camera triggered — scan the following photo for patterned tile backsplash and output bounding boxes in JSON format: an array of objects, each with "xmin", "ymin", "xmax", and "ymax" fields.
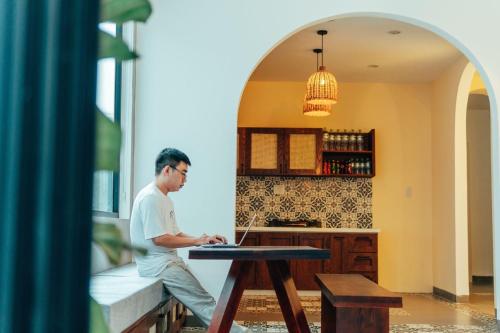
[{"xmin": 236, "ymin": 176, "xmax": 372, "ymax": 228}]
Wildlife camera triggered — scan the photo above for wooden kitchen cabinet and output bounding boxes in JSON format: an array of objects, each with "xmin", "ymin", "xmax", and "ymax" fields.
[
  {"xmin": 258, "ymin": 232, "xmax": 295, "ymax": 289},
  {"xmin": 283, "ymin": 128, "xmax": 322, "ymax": 175},
  {"xmin": 236, "ymin": 231, "xmax": 378, "ymax": 289},
  {"xmin": 294, "ymin": 233, "xmax": 330, "ymax": 289},
  {"xmin": 240, "ymin": 127, "xmax": 322, "ymax": 176},
  {"xmin": 326, "ymin": 236, "xmax": 345, "ymax": 274},
  {"xmin": 244, "ymin": 128, "xmax": 283, "ymax": 175},
  {"xmin": 235, "ymin": 231, "xmax": 259, "ymax": 288},
  {"xmin": 237, "ymin": 128, "xmax": 246, "ymax": 176}
]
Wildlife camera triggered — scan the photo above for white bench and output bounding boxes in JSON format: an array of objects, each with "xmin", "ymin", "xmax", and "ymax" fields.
[{"xmin": 90, "ymin": 263, "xmax": 186, "ymax": 333}]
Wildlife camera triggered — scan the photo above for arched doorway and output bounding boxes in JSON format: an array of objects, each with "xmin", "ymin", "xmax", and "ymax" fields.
[{"xmin": 236, "ymin": 15, "xmax": 498, "ymax": 308}]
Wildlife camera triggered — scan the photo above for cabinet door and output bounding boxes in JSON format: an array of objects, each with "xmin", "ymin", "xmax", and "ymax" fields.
[
  {"xmin": 324, "ymin": 235, "xmax": 345, "ymax": 274},
  {"xmin": 294, "ymin": 234, "xmax": 329, "ymax": 290},
  {"xmin": 284, "ymin": 128, "xmax": 322, "ymax": 175},
  {"xmin": 245, "ymin": 128, "xmax": 283, "ymax": 175},
  {"xmin": 237, "ymin": 128, "xmax": 246, "ymax": 176},
  {"xmin": 236, "ymin": 232, "xmax": 259, "ymax": 289},
  {"xmin": 258, "ymin": 232, "xmax": 295, "ymax": 289}
]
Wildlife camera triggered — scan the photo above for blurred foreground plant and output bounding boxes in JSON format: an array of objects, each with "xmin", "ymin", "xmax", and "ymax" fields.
[{"xmin": 90, "ymin": 0, "xmax": 151, "ymax": 332}]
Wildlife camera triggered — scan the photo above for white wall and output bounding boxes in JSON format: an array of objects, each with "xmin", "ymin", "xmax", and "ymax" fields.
[
  {"xmin": 239, "ymin": 81, "xmax": 433, "ymax": 292},
  {"xmin": 467, "ymin": 106, "xmax": 493, "ymax": 278},
  {"xmin": 134, "ymin": 0, "xmax": 500, "ymax": 302}
]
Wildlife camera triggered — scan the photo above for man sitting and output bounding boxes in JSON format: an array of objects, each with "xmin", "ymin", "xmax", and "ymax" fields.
[{"xmin": 130, "ymin": 147, "xmax": 248, "ymax": 333}]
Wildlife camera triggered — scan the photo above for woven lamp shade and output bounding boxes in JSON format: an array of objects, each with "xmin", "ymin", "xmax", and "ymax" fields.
[
  {"xmin": 305, "ymin": 65, "xmax": 338, "ymax": 105},
  {"xmin": 303, "ymin": 96, "xmax": 331, "ymax": 116}
]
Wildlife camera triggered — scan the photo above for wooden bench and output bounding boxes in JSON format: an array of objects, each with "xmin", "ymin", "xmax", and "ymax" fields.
[
  {"xmin": 315, "ymin": 274, "xmax": 402, "ymax": 333},
  {"xmin": 90, "ymin": 263, "xmax": 186, "ymax": 333}
]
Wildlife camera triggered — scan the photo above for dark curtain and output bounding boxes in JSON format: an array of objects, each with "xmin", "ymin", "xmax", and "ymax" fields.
[{"xmin": 0, "ymin": 0, "xmax": 99, "ymax": 332}]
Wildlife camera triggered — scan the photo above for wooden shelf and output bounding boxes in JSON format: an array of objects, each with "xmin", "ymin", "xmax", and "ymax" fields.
[
  {"xmin": 323, "ymin": 150, "xmax": 372, "ymax": 154},
  {"xmin": 315, "ymin": 173, "xmax": 373, "ymax": 178},
  {"xmin": 321, "ymin": 129, "xmax": 375, "ymax": 178}
]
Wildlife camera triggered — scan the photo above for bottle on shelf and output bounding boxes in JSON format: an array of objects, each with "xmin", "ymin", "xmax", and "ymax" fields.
[
  {"xmin": 329, "ymin": 132, "xmax": 336, "ymax": 150},
  {"xmin": 359, "ymin": 160, "xmax": 366, "ymax": 175},
  {"xmin": 347, "ymin": 159, "xmax": 353, "ymax": 174},
  {"xmin": 357, "ymin": 131, "xmax": 365, "ymax": 151},
  {"xmin": 322, "ymin": 132, "xmax": 330, "ymax": 150},
  {"xmin": 353, "ymin": 159, "xmax": 360, "ymax": 175},
  {"xmin": 365, "ymin": 159, "xmax": 371, "ymax": 175},
  {"xmin": 335, "ymin": 133, "xmax": 342, "ymax": 150},
  {"xmin": 341, "ymin": 133, "xmax": 349, "ymax": 151},
  {"xmin": 349, "ymin": 131, "xmax": 357, "ymax": 151}
]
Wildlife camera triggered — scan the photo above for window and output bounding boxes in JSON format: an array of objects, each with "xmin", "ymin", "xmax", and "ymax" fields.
[{"xmin": 93, "ymin": 23, "xmax": 122, "ymax": 214}]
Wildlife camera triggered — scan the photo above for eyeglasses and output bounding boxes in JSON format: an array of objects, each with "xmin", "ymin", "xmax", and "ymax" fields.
[{"xmin": 171, "ymin": 166, "xmax": 187, "ymax": 178}]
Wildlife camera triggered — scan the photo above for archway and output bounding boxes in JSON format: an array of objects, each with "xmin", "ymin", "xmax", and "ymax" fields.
[{"xmin": 237, "ymin": 14, "xmax": 499, "ymax": 307}]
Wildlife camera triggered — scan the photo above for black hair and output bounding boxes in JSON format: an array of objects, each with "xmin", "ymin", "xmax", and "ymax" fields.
[{"xmin": 155, "ymin": 148, "xmax": 191, "ymax": 175}]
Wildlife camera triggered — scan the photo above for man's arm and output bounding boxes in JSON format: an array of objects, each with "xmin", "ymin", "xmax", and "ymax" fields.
[
  {"xmin": 177, "ymin": 232, "xmax": 228, "ymax": 244},
  {"xmin": 152, "ymin": 233, "xmax": 221, "ymax": 248}
]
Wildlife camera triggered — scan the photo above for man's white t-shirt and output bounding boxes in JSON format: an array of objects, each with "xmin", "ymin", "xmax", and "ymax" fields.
[{"xmin": 130, "ymin": 182, "xmax": 182, "ymax": 276}]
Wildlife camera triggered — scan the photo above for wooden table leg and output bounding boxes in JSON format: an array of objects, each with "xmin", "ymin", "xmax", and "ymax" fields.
[
  {"xmin": 207, "ymin": 260, "xmax": 251, "ymax": 333},
  {"xmin": 266, "ymin": 260, "xmax": 311, "ymax": 333}
]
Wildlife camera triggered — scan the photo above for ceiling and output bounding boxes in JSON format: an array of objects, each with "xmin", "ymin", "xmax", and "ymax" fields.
[{"xmin": 249, "ymin": 17, "xmax": 463, "ymax": 83}]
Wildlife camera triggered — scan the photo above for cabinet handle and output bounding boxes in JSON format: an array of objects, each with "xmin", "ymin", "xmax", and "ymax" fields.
[{"xmin": 355, "ymin": 255, "xmax": 372, "ymax": 262}]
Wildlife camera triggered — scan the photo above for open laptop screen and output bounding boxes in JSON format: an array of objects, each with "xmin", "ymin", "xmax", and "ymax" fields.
[{"xmin": 200, "ymin": 214, "xmax": 257, "ymax": 248}]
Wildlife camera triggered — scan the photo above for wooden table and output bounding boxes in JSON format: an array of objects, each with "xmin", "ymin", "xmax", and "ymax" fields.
[{"xmin": 189, "ymin": 246, "xmax": 330, "ymax": 333}]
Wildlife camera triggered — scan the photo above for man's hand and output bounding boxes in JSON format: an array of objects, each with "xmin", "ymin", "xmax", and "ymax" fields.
[
  {"xmin": 195, "ymin": 233, "xmax": 225, "ymax": 246},
  {"xmin": 213, "ymin": 234, "xmax": 228, "ymax": 244}
]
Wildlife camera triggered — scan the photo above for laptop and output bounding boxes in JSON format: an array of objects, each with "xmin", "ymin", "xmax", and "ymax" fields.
[{"xmin": 201, "ymin": 214, "xmax": 257, "ymax": 248}]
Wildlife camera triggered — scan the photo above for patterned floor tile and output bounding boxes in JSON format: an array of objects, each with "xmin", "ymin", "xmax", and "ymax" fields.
[{"xmin": 182, "ymin": 294, "xmax": 498, "ymax": 333}]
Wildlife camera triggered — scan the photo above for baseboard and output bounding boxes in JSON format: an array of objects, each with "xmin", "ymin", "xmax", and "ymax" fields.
[
  {"xmin": 472, "ymin": 275, "xmax": 494, "ymax": 285},
  {"xmin": 433, "ymin": 286, "xmax": 469, "ymax": 303}
]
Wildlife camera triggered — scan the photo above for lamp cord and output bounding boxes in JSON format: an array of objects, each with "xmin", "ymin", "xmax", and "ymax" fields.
[{"xmin": 321, "ymin": 34, "xmax": 324, "ymax": 66}]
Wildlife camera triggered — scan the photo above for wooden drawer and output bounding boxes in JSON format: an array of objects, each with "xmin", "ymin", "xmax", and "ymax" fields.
[
  {"xmin": 345, "ymin": 253, "xmax": 377, "ymax": 272},
  {"xmin": 347, "ymin": 234, "xmax": 377, "ymax": 253}
]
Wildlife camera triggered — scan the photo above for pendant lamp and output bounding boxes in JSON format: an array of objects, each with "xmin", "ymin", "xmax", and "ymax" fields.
[
  {"xmin": 302, "ymin": 99, "xmax": 331, "ymax": 116},
  {"xmin": 304, "ymin": 30, "xmax": 338, "ymax": 109},
  {"xmin": 303, "ymin": 48, "xmax": 332, "ymax": 116}
]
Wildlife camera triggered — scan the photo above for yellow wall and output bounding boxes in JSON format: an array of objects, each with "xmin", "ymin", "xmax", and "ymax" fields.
[
  {"xmin": 470, "ymin": 72, "xmax": 487, "ymax": 95},
  {"xmin": 238, "ymin": 81, "xmax": 434, "ymax": 292},
  {"xmin": 467, "ymin": 106, "xmax": 493, "ymax": 279}
]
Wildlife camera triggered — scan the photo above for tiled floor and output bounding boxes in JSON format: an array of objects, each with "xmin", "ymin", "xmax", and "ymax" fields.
[{"xmin": 181, "ymin": 284, "xmax": 498, "ymax": 332}]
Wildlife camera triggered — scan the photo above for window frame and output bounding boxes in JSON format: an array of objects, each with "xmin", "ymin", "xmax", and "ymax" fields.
[{"xmin": 93, "ymin": 22, "xmax": 136, "ymax": 219}]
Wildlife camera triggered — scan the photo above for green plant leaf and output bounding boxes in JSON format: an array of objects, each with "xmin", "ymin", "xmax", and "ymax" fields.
[
  {"xmin": 93, "ymin": 223, "xmax": 124, "ymax": 265},
  {"xmin": 93, "ymin": 223, "xmax": 147, "ymax": 265},
  {"xmin": 122, "ymin": 241, "xmax": 148, "ymax": 257},
  {"xmin": 90, "ymin": 297, "xmax": 109, "ymax": 333},
  {"xmin": 98, "ymin": 31, "xmax": 137, "ymax": 60},
  {"xmin": 100, "ymin": 0, "xmax": 152, "ymax": 24},
  {"xmin": 95, "ymin": 109, "xmax": 121, "ymax": 171}
]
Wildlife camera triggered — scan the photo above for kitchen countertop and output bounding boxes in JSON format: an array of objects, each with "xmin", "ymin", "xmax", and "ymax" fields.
[{"xmin": 235, "ymin": 226, "xmax": 380, "ymax": 233}]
